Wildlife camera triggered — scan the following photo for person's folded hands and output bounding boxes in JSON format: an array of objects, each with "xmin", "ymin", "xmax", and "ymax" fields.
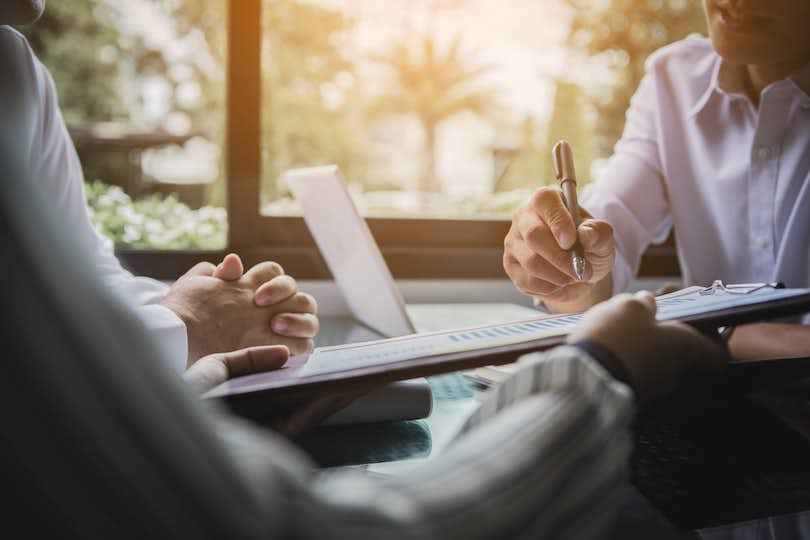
[{"xmin": 161, "ymin": 253, "xmax": 318, "ymax": 366}]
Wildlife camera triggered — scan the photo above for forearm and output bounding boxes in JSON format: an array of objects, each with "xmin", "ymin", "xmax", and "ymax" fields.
[
  {"xmin": 729, "ymin": 323, "xmax": 810, "ymax": 360},
  {"xmin": 544, "ymin": 273, "xmax": 614, "ymax": 314},
  {"xmin": 261, "ymin": 347, "xmax": 634, "ymax": 540}
]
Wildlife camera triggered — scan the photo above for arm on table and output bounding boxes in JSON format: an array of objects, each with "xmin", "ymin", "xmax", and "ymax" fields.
[{"xmin": 729, "ymin": 323, "xmax": 810, "ymax": 360}]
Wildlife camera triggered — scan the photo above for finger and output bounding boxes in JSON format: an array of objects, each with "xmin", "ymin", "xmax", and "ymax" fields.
[
  {"xmin": 213, "ymin": 253, "xmax": 244, "ymax": 281},
  {"xmin": 243, "ymin": 261, "xmax": 285, "ymax": 288},
  {"xmin": 503, "ymin": 255, "xmax": 563, "ymax": 297},
  {"xmin": 633, "ymin": 290, "xmax": 657, "ymax": 316},
  {"xmin": 660, "ymin": 322, "xmax": 729, "ymax": 372},
  {"xmin": 271, "ymin": 313, "xmax": 320, "ymax": 338},
  {"xmin": 578, "ymin": 219, "xmax": 615, "ymax": 258},
  {"xmin": 273, "ymin": 292, "xmax": 318, "ymax": 315},
  {"xmin": 528, "ymin": 187, "xmax": 577, "ymax": 249},
  {"xmin": 181, "ymin": 261, "xmax": 216, "ymax": 278},
  {"xmin": 241, "ymin": 329, "xmax": 315, "ymax": 356},
  {"xmin": 654, "ymin": 283, "xmax": 681, "ymax": 296},
  {"xmin": 543, "ymin": 281, "xmax": 599, "ymax": 306},
  {"xmin": 516, "ymin": 211, "xmax": 581, "ymax": 279},
  {"xmin": 508, "ymin": 239, "xmax": 574, "ymax": 288},
  {"xmin": 220, "ymin": 345, "xmax": 289, "ymax": 378},
  {"xmin": 276, "ymin": 337, "xmax": 314, "ymax": 356},
  {"xmin": 255, "ymin": 275, "xmax": 298, "ymax": 307},
  {"xmin": 599, "ymin": 293, "xmax": 656, "ymax": 322}
]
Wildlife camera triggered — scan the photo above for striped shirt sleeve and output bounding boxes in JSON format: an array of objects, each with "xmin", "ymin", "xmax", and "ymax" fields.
[{"xmin": 223, "ymin": 346, "xmax": 635, "ymax": 540}]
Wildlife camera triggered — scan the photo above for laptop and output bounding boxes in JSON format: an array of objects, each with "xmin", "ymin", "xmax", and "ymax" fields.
[{"xmin": 284, "ymin": 165, "xmax": 538, "ymax": 347}]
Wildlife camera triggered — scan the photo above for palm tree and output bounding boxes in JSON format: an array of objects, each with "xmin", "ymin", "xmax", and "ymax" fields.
[{"xmin": 370, "ymin": 34, "xmax": 493, "ymax": 194}]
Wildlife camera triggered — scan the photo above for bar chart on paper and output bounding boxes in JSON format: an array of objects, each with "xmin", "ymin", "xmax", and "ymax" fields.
[{"xmin": 299, "ymin": 286, "xmax": 810, "ymax": 377}]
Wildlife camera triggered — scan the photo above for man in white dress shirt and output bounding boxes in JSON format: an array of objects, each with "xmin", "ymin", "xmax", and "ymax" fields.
[
  {"xmin": 504, "ymin": 0, "xmax": 810, "ymax": 360},
  {"xmin": 3, "ymin": 1, "xmax": 318, "ymax": 374}
]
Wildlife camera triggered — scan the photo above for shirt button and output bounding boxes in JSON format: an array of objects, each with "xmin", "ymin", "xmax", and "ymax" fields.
[
  {"xmin": 756, "ymin": 146, "xmax": 771, "ymax": 160},
  {"xmin": 754, "ymin": 236, "xmax": 768, "ymax": 248}
]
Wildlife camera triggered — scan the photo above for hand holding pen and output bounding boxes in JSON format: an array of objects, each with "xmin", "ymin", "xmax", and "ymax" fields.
[{"xmin": 503, "ymin": 139, "xmax": 617, "ymax": 311}]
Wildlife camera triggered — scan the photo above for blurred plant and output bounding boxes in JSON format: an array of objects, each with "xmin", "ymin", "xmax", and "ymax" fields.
[
  {"xmin": 370, "ymin": 34, "xmax": 495, "ymax": 194},
  {"xmin": 566, "ymin": 0, "xmax": 706, "ymax": 156},
  {"xmin": 261, "ymin": 0, "xmax": 366, "ymax": 202},
  {"xmin": 18, "ymin": 0, "xmax": 123, "ymax": 122},
  {"xmin": 85, "ymin": 181, "xmax": 226, "ymax": 249}
]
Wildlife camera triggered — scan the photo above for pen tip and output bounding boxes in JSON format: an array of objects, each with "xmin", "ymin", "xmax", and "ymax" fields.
[{"xmin": 573, "ymin": 256, "xmax": 586, "ymax": 281}]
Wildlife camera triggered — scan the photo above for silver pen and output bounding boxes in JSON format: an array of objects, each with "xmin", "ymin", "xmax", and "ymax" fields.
[{"xmin": 552, "ymin": 140, "xmax": 587, "ymax": 281}]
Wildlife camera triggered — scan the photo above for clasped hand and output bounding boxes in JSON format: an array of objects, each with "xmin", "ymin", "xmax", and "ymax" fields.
[{"xmin": 161, "ymin": 253, "xmax": 318, "ymax": 367}]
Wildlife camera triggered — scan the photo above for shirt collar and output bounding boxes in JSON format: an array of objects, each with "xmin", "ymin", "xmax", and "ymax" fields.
[
  {"xmin": 788, "ymin": 60, "xmax": 810, "ymax": 107},
  {"xmin": 690, "ymin": 54, "xmax": 810, "ymax": 117}
]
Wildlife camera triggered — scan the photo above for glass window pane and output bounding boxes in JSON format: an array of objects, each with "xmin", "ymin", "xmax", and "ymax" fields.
[
  {"xmin": 260, "ymin": 0, "xmax": 704, "ymax": 219},
  {"xmin": 21, "ymin": 0, "xmax": 228, "ymax": 249}
]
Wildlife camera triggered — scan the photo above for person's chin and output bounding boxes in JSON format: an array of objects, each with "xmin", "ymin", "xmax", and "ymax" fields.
[
  {"xmin": 707, "ymin": 4, "xmax": 772, "ymax": 60},
  {"xmin": 2, "ymin": 0, "xmax": 46, "ymax": 25}
]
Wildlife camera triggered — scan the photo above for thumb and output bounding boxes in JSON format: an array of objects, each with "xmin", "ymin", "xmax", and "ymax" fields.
[
  {"xmin": 661, "ymin": 322, "xmax": 729, "ymax": 373},
  {"xmin": 221, "ymin": 345, "xmax": 289, "ymax": 378},
  {"xmin": 633, "ymin": 290, "xmax": 657, "ymax": 316},
  {"xmin": 213, "ymin": 253, "xmax": 244, "ymax": 281}
]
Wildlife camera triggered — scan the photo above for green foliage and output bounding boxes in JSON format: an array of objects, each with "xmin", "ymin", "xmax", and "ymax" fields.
[
  {"xmin": 370, "ymin": 34, "xmax": 495, "ymax": 193},
  {"xmin": 261, "ymin": 0, "xmax": 365, "ymax": 202},
  {"xmin": 85, "ymin": 180, "xmax": 226, "ymax": 249},
  {"xmin": 18, "ymin": 0, "xmax": 122, "ymax": 122},
  {"xmin": 566, "ymin": 0, "xmax": 706, "ymax": 155}
]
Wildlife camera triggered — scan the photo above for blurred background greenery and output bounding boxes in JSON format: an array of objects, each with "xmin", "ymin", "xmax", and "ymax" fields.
[{"xmin": 17, "ymin": 0, "xmax": 706, "ymax": 247}]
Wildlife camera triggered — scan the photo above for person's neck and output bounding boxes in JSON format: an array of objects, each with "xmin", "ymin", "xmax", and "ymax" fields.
[{"xmin": 744, "ymin": 54, "xmax": 810, "ymax": 108}]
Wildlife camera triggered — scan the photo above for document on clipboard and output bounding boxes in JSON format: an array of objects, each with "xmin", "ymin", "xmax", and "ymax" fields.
[
  {"xmin": 297, "ymin": 284, "xmax": 808, "ymax": 377},
  {"xmin": 204, "ymin": 284, "xmax": 810, "ymax": 407}
]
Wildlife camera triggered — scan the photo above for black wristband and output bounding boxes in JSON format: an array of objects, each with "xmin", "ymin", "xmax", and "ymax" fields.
[{"xmin": 571, "ymin": 340, "xmax": 636, "ymax": 394}]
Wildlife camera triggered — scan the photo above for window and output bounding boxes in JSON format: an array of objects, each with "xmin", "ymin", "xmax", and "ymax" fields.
[
  {"xmin": 24, "ymin": 0, "xmax": 697, "ymax": 280},
  {"xmin": 22, "ymin": 0, "xmax": 228, "ymax": 255}
]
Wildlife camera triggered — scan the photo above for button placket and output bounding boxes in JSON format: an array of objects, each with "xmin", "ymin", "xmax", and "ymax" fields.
[{"xmin": 748, "ymin": 91, "xmax": 786, "ymax": 278}]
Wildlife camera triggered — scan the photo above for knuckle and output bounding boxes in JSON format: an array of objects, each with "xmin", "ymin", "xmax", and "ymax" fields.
[
  {"xmin": 532, "ymin": 186, "xmax": 558, "ymax": 208},
  {"xmin": 296, "ymin": 292, "xmax": 318, "ymax": 313},
  {"xmin": 190, "ymin": 262, "xmax": 215, "ymax": 275},
  {"xmin": 593, "ymin": 219, "xmax": 613, "ymax": 236},
  {"xmin": 523, "ymin": 223, "xmax": 547, "ymax": 247},
  {"xmin": 263, "ymin": 261, "xmax": 284, "ymax": 276},
  {"xmin": 525, "ymin": 253, "xmax": 548, "ymax": 275},
  {"xmin": 615, "ymin": 295, "xmax": 648, "ymax": 317},
  {"xmin": 289, "ymin": 339, "xmax": 314, "ymax": 355},
  {"xmin": 529, "ymin": 278, "xmax": 558, "ymax": 296},
  {"xmin": 551, "ymin": 250, "xmax": 573, "ymax": 272}
]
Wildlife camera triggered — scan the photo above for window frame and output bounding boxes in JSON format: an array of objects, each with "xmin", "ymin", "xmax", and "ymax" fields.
[{"xmin": 117, "ymin": 0, "xmax": 679, "ymax": 281}]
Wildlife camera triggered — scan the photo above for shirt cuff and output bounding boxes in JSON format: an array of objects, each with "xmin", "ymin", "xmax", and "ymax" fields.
[
  {"xmin": 135, "ymin": 304, "xmax": 188, "ymax": 374},
  {"xmin": 570, "ymin": 340, "xmax": 636, "ymax": 396}
]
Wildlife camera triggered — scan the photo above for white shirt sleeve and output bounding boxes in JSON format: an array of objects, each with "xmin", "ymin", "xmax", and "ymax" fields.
[
  {"xmin": 582, "ymin": 69, "xmax": 673, "ymax": 294},
  {"xmin": 6, "ymin": 27, "xmax": 188, "ymax": 373}
]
